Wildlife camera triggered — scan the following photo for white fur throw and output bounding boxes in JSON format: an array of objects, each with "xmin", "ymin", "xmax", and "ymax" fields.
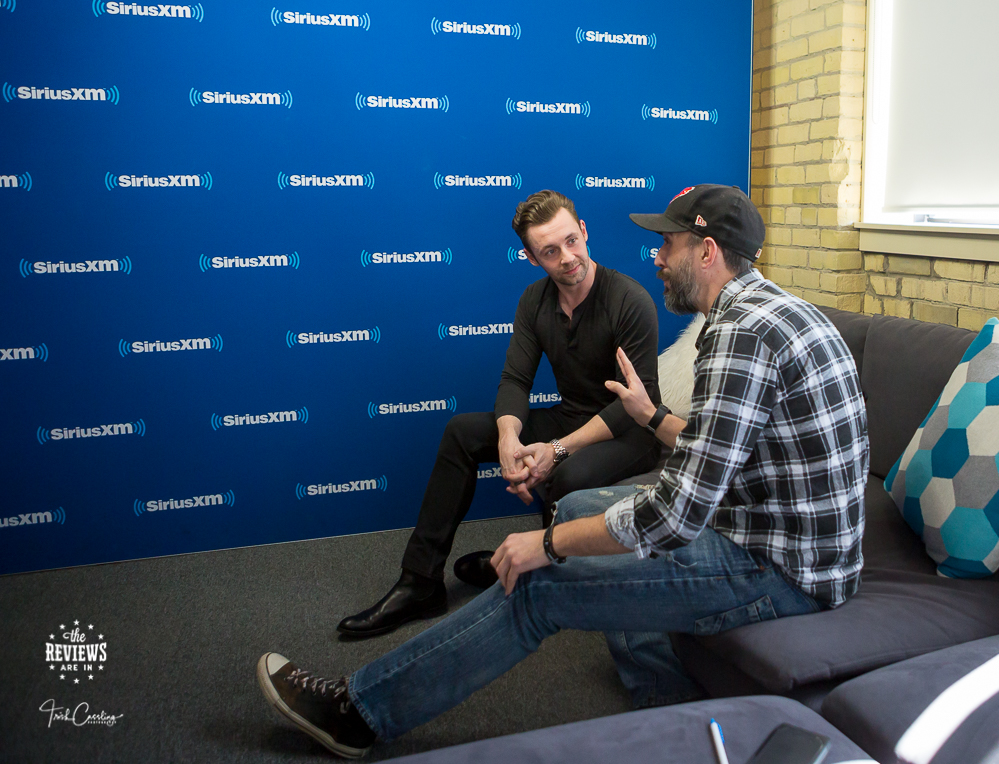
[{"xmin": 657, "ymin": 314, "xmax": 704, "ymax": 420}]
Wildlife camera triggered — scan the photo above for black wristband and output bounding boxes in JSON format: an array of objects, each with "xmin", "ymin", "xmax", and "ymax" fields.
[
  {"xmin": 644, "ymin": 404, "xmax": 671, "ymax": 435},
  {"xmin": 543, "ymin": 522, "xmax": 566, "ymax": 564}
]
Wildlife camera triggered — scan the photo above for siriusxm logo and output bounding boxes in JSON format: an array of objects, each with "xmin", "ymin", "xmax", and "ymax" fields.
[
  {"xmin": 575, "ymin": 173, "xmax": 655, "ymax": 191},
  {"xmin": 211, "ymin": 407, "xmax": 308, "ymax": 430},
  {"xmin": 575, "ymin": 27, "xmax": 657, "ymax": 48},
  {"xmin": 295, "ymin": 475, "xmax": 387, "ymax": 499},
  {"xmin": 505, "ymin": 99, "xmax": 591, "ymax": 117},
  {"xmin": 639, "ymin": 244, "xmax": 660, "ymax": 261},
  {"xmin": 506, "ymin": 247, "xmax": 528, "ymax": 263},
  {"xmin": 355, "ymin": 93, "xmax": 449, "ymax": 111},
  {"xmin": 118, "ymin": 335, "xmax": 222, "ymax": 357},
  {"xmin": 1, "ymin": 0, "xmax": 14, "ymax": 13},
  {"xmin": 3, "ymin": 83, "xmax": 119, "ymax": 104},
  {"xmin": 433, "ymin": 172, "xmax": 522, "ymax": 189},
  {"xmin": 270, "ymin": 9, "xmax": 370, "ymax": 29},
  {"xmin": 360, "ymin": 248, "xmax": 452, "ymax": 267},
  {"xmin": 1, "ymin": 344, "xmax": 49, "ymax": 362},
  {"xmin": 530, "ymin": 392, "xmax": 562, "ymax": 404},
  {"xmin": 20, "ymin": 257, "xmax": 132, "ymax": 277},
  {"xmin": 199, "ymin": 252, "xmax": 299, "ymax": 272},
  {"xmin": 430, "ymin": 17, "xmax": 521, "ymax": 38},
  {"xmin": 367, "ymin": 397, "xmax": 456, "ymax": 417},
  {"xmin": 1, "ymin": 172, "xmax": 32, "ymax": 190},
  {"xmin": 641, "ymin": 104, "xmax": 718, "ymax": 124},
  {"xmin": 105, "ymin": 172, "xmax": 212, "ymax": 190},
  {"xmin": 437, "ymin": 322, "xmax": 512, "ymax": 339},
  {"xmin": 133, "ymin": 491, "xmax": 234, "ymax": 516},
  {"xmin": 37, "ymin": 419, "xmax": 146, "ymax": 444},
  {"xmin": 92, "ymin": 2, "xmax": 204, "ymax": 20},
  {"xmin": 277, "ymin": 172, "xmax": 374, "ymax": 189},
  {"xmin": 190, "ymin": 89, "xmax": 292, "ymax": 108},
  {"xmin": 477, "ymin": 466, "xmax": 502, "ymax": 479},
  {"xmin": 286, "ymin": 327, "xmax": 380, "ymax": 347},
  {"xmin": 0, "ymin": 507, "xmax": 66, "ymax": 530}
]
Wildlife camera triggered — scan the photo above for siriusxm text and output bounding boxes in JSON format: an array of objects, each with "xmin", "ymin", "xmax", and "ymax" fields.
[
  {"xmin": 378, "ymin": 400, "xmax": 448, "ymax": 414},
  {"xmin": 648, "ymin": 107, "xmax": 712, "ymax": 121},
  {"xmin": 306, "ymin": 480, "xmax": 378, "ymax": 495},
  {"xmin": 368, "ymin": 251, "xmax": 442, "ymax": 264},
  {"xmin": 47, "ymin": 423, "xmax": 135, "ymax": 440},
  {"xmin": 28, "ymin": 260, "xmax": 121, "ymax": 274},
  {"xmin": 583, "ymin": 31, "xmax": 650, "ymax": 45},
  {"xmin": 144, "ymin": 495, "xmax": 224, "ymax": 511},
  {"xmin": 210, "ymin": 255, "xmax": 289, "ymax": 269},
  {"xmin": 129, "ymin": 338, "xmax": 213, "ymax": 353},
  {"xmin": 0, "ymin": 176, "xmax": 26, "ymax": 188},
  {"xmin": 529, "ymin": 392, "xmax": 562, "ymax": 403},
  {"xmin": 15, "ymin": 87, "xmax": 108, "ymax": 101},
  {"xmin": 297, "ymin": 330, "xmax": 372, "ymax": 343},
  {"xmin": 514, "ymin": 101, "xmax": 581, "ymax": 114},
  {"xmin": 44, "ymin": 643, "xmax": 108, "ymax": 663},
  {"xmin": 443, "ymin": 175, "xmax": 512, "ymax": 187},
  {"xmin": 0, "ymin": 512, "xmax": 56, "ymax": 529},
  {"xmin": 440, "ymin": 21, "xmax": 512, "ymax": 36},
  {"xmin": 446, "ymin": 323, "xmax": 513, "ymax": 336},
  {"xmin": 222, "ymin": 411, "xmax": 300, "ymax": 426},
  {"xmin": 281, "ymin": 12, "xmax": 360, "ymax": 26},
  {"xmin": 199, "ymin": 92, "xmax": 284, "ymax": 105},
  {"xmin": 104, "ymin": 3, "xmax": 193, "ymax": 16},
  {"xmin": 365, "ymin": 96, "xmax": 441, "ymax": 109},
  {"xmin": 584, "ymin": 177, "xmax": 647, "ymax": 188},
  {"xmin": 2, "ymin": 347, "xmax": 38, "ymax": 361},
  {"xmin": 477, "ymin": 467, "xmax": 502, "ymax": 479},
  {"xmin": 287, "ymin": 175, "xmax": 363, "ymax": 187},
  {"xmin": 115, "ymin": 175, "xmax": 201, "ymax": 188}
]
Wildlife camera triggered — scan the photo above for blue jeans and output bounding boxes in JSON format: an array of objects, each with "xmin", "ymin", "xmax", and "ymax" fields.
[{"xmin": 349, "ymin": 486, "xmax": 820, "ymax": 741}]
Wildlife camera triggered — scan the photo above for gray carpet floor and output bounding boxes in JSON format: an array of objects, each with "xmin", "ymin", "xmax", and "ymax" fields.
[{"xmin": 0, "ymin": 516, "xmax": 633, "ymax": 763}]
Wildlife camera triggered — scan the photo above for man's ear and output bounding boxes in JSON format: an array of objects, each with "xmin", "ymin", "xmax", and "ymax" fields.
[
  {"xmin": 578, "ymin": 219, "xmax": 588, "ymax": 242},
  {"xmin": 522, "ymin": 245, "xmax": 540, "ymax": 267},
  {"xmin": 700, "ymin": 237, "xmax": 723, "ymax": 269}
]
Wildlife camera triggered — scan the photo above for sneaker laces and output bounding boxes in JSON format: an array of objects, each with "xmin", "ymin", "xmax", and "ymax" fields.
[{"xmin": 286, "ymin": 668, "xmax": 349, "ymax": 702}]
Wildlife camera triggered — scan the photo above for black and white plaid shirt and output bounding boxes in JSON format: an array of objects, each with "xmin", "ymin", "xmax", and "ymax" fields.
[{"xmin": 604, "ymin": 271, "xmax": 868, "ymax": 608}]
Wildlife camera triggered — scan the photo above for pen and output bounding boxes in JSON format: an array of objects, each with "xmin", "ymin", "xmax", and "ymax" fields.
[{"xmin": 709, "ymin": 718, "xmax": 730, "ymax": 764}]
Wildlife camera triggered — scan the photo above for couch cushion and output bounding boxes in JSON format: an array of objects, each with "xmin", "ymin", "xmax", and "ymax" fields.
[
  {"xmin": 884, "ymin": 317, "xmax": 999, "ymax": 578},
  {"xmin": 862, "ymin": 314, "xmax": 976, "ymax": 479},
  {"xmin": 690, "ymin": 482, "xmax": 999, "ymax": 693},
  {"xmin": 821, "ymin": 635, "xmax": 999, "ymax": 764},
  {"xmin": 817, "ymin": 306, "xmax": 871, "ymax": 381}
]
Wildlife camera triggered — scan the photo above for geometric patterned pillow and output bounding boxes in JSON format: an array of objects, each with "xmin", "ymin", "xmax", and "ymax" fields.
[{"xmin": 885, "ymin": 317, "xmax": 999, "ymax": 578}]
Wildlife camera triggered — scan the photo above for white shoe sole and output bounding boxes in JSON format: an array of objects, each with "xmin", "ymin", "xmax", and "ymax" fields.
[{"xmin": 256, "ymin": 653, "xmax": 369, "ymax": 759}]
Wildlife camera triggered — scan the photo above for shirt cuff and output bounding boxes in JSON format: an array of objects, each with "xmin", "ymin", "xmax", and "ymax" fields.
[{"xmin": 604, "ymin": 492, "xmax": 643, "ymax": 554}]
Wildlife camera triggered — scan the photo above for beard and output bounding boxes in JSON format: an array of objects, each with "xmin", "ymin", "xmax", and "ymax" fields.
[
  {"xmin": 552, "ymin": 257, "xmax": 589, "ymax": 287},
  {"xmin": 660, "ymin": 251, "xmax": 699, "ymax": 315}
]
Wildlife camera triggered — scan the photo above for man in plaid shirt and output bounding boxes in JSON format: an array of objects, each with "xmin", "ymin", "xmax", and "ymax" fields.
[{"xmin": 257, "ymin": 185, "xmax": 869, "ymax": 756}]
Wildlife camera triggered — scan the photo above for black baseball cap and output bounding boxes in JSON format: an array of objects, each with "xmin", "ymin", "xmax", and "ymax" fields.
[{"xmin": 630, "ymin": 184, "xmax": 766, "ymax": 262}]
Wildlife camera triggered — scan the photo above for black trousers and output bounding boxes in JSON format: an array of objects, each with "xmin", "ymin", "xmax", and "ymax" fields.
[{"xmin": 400, "ymin": 409, "xmax": 661, "ymax": 581}]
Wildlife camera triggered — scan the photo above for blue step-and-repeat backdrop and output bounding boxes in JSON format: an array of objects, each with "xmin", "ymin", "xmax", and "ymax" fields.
[{"xmin": 0, "ymin": 1, "xmax": 751, "ymax": 575}]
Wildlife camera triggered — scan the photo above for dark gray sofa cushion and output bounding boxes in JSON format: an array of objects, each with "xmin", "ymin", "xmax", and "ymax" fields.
[
  {"xmin": 821, "ymin": 635, "xmax": 999, "ymax": 764},
  {"xmin": 385, "ymin": 696, "xmax": 871, "ymax": 763}
]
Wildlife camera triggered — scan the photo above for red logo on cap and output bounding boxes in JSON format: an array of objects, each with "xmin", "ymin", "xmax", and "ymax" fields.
[
  {"xmin": 695, "ymin": 215, "xmax": 707, "ymax": 227},
  {"xmin": 671, "ymin": 187, "xmax": 695, "ymax": 203}
]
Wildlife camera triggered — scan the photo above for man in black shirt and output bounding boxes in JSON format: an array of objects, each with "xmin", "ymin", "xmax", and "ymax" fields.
[{"xmin": 338, "ymin": 190, "xmax": 662, "ymax": 637}]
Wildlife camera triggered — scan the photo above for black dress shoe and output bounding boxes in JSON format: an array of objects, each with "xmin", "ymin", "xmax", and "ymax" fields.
[
  {"xmin": 453, "ymin": 550, "xmax": 499, "ymax": 589},
  {"xmin": 337, "ymin": 570, "xmax": 447, "ymax": 637}
]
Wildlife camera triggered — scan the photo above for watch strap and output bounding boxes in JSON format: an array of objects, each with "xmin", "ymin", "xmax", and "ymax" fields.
[
  {"xmin": 543, "ymin": 522, "xmax": 566, "ymax": 564},
  {"xmin": 645, "ymin": 404, "xmax": 671, "ymax": 434},
  {"xmin": 549, "ymin": 439, "xmax": 568, "ymax": 465}
]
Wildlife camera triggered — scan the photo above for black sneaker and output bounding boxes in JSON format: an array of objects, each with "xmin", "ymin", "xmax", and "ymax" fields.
[{"xmin": 256, "ymin": 652, "xmax": 376, "ymax": 758}]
